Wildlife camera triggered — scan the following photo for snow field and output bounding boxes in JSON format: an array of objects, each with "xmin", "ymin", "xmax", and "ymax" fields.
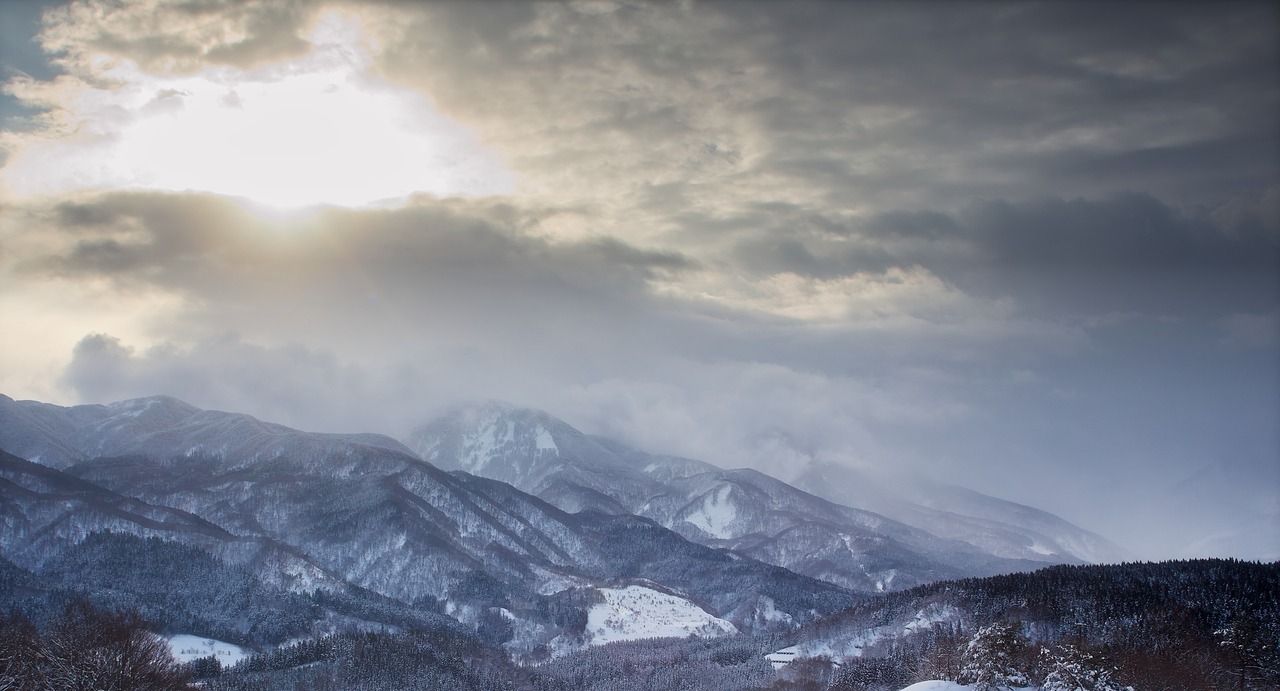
[
  {"xmin": 165, "ymin": 634, "xmax": 249, "ymax": 666},
  {"xmin": 586, "ymin": 585, "xmax": 737, "ymax": 645}
]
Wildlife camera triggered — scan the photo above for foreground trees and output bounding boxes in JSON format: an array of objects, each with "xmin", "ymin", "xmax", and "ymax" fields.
[
  {"xmin": 829, "ymin": 613, "xmax": 1279, "ymax": 691},
  {"xmin": 957, "ymin": 621, "xmax": 1030, "ymax": 690},
  {"xmin": 0, "ymin": 601, "xmax": 191, "ymax": 691},
  {"xmin": 1040, "ymin": 645, "xmax": 1131, "ymax": 691}
]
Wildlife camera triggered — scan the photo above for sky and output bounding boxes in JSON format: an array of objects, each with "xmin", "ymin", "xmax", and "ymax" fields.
[{"xmin": 0, "ymin": 0, "xmax": 1276, "ymax": 560}]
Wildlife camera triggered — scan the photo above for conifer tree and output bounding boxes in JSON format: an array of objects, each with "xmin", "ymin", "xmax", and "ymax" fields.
[
  {"xmin": 1040, "ymin": 645, "xmax": 1131, "ymax": 691},
  {"xmin": 957, "ymin": 621, "xmax": 1030, "ymax": 690}
]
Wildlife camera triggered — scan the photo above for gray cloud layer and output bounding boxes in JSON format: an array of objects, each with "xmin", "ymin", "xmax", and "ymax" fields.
[{"xmin": 1, "ymin": 0, "xmax": 1277, "ymax": 560}]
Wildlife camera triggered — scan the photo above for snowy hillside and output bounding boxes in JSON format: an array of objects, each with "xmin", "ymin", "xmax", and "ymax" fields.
[{"xmin": 583, "ymin": 585, "xmax": 737, "ymax": 646}]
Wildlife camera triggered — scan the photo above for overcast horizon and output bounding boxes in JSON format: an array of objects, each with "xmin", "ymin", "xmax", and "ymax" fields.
[{"xmin": 1, "ymin": 0, "xmax": 1277, "ymax": 561}]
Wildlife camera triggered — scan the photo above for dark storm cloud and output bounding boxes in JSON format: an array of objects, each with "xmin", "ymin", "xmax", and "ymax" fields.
[
  {"xmin": 27, "ymin": 192, "xmax": 1038, "ymax": 372},
  {"xmin": 953, "ymin": 195, "xmax": 1279, "ymax": 314},
  {"xmin": 730, "ymin": 1, "xmax": 1280, "ymax": 206},
  {"xmin": 720, "ymin": 193, "xmax": 1279, "ymax": 321},
  {"xmin": 27, "ymin": 193, "xmax": 702, "ymax": 352},
  {"xmin": 41, "ymin": 192, "xmax": 695, "ymax": 284}
]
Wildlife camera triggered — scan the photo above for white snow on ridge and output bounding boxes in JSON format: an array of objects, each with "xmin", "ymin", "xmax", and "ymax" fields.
[
  {"xmin": 460, "ymin": 416, "xmax": 514, "ymax": 472},
  {"xmin": 535, "ymin": 426, "xmax": 558, "ymax": 453},
  {"xmin": 165, "ymin": 634, "xmax": 248, "ymax": 666},
  {"xmin": 685, "ymin": 485, "xmax": 737, "ymax": 539},
  {"xmin": 586, "ymin": 585, "xmax": 737, "ymax": 645},
  {"xmin": 1028, "ymin": 541, "xmax": 1055, "ymax": 556}
]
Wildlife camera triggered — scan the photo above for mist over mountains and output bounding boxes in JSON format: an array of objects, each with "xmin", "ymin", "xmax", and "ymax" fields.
[
  {"xmin": 1, "ymin": 392, "xmax": 1275, "ymax": 690},
  {"xmin": 0, "ymin": 392, "xmax": 1115, "ymax": 619}
]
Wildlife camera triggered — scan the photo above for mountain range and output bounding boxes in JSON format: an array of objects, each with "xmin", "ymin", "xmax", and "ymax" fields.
[
  {"xmin": 0, "ymin": 393, "xmax": 1124, "ymax": 660},
  {"xmin": 407, "ymin": 402, "xmax": 1126, "ymax": 590}
]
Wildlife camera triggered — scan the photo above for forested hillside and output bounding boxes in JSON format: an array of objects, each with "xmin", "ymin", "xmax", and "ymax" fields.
[{"xmin": 803, "ymin": 560, "xmax": 1280, "ymax": 690}]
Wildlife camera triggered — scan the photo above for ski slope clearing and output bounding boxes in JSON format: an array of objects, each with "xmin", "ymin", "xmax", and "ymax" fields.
[
  {"xmin": 586, "ymin": 585, "xmax": 737, "ymax": 645},
  {"xmin": 165, "ymin": 634, "xmax": 248, "ymax": 666}
]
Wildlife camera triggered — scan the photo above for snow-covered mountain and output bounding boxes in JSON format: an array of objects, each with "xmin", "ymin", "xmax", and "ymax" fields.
[
  {"xmin": 0, "ymin": 393, "xmax": 410, "ymax": 471},
  {"xmin": 0, "ymin": 448, "xmax": 341, "ymax": 593},
  {"xmin": 0, "ymin": 394, "xmax": 855, "ymax": 657},
  {"xmin": 405, "ymin": 403, "xmax": 1094, "ymax": 592}
]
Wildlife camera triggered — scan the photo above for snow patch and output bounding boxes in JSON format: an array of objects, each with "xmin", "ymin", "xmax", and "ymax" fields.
[
  {"xmin": 903, "ymin": 604, "xmax": 961, "ymax": 634},
  {"xmin": 280, "ymin": 559, "xmax": 335, "ymax": 593},
  {"xmin": 685, "ymin": 485, "xmax": 737, "ymax": 539},
  {"xmin": 459, "ymin": 415, "xmax": 514, "ymax": 472},
  {"xmin": 766, "ymin": 645, "xmax": 799, "ymax": 670},
  {"xmin": 755, "ymin": 595, "xmax": 793, "ymax": 625},
  {"xmin": 535, "ymin": 426, "xmax": 558, "ymax": 453},
  {"xmin": 586, "ymin": 585, "xmax": 737, "ymax": 645},
  {"xmin": 165, "ymin": 634, "xmax": 248, "ymax": 666},
  {"xmin": 111, "ymin": 398, "xmax": 160, "ymax": 419},
  {"xmin": 1028, "ymin": 541, "xmax": 1055, "ymax": 556}
]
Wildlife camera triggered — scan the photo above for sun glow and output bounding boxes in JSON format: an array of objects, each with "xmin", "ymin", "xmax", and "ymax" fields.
[{"xmin": 1, "ymin": 11, "xmax": 513, "ymax": 208}]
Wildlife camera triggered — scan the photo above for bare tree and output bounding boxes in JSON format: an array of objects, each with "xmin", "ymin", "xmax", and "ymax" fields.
[
  {"xmin": 20, "ymin": 600, "xmax": 194, "ymax": 691},
  {"xmin": 0, "ymin": 610, "xmax": 42, "ymax": 691}
]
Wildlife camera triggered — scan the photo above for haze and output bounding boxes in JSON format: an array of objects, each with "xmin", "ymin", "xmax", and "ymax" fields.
[{"xmin": 0, "ymin": 0, "xmax": 1276, "ymax": 561}]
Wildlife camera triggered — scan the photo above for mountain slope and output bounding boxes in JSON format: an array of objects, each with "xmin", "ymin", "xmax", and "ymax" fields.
[
  {"xmin": 406, "ymin": 403, "xmax": 1061, "ymax": 593},
  {"xmin": 0, "ymin": 394, "xmax": 856, "ymax": 653},
  {"xmin": 775, "ymin": 559, "xmax": 1280, "ymax": 688},
  {"xmin": 789, "ymin": 461, "xmax": 1129, "ymax": 564},
  {"xmin": 0, "ymin": 448, "xmax": 339, "ymax": 592},
  {"xmin": 0, "ymin": 393, "xmax": 412, "ymax": 471}
]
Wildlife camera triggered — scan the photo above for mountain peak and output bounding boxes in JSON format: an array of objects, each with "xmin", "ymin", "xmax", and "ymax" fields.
[
  {"xmin": 103, "ymin": 394, "xmax": 201, "ymax": 422},
  {"xmin": 408, "ymin": 401, "xmax": 576, "ymax": 480}
]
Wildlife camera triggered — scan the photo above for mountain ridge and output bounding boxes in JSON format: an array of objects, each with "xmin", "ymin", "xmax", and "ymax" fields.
[
  {"xmin": 0, "ymin": 392, "xmax": 857, "ymax": 658},
  {"xmin": 405, "ymin": 401, "xmax": 1123, "ymax": 593}
]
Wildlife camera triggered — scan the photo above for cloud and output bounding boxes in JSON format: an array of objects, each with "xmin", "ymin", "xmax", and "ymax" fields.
[
  {"xmin": 702, "ymin": 193, "xmax": 1280, "ymax": 324},
  {"xmin": 19, "ymin": 192, "xmax": 1060, "ymax": 480},
  {"xmin": 15, "ymin": 191, "xmax": 1088, "ymax": 375},
  {"xmin": 59, "ymin": 331, "xmax": 970, "ymax": 475},
  {"xmin": 64, "ymin": 332, "xmax": 406, "ymax": 434},
  {"xmin": 1, "ymin": 1, "xmax": 1277, "ymax": 559},
  {"xmin": 3, "ymin": 6, "xmax": 515, "ymax": 206},
  {"xmin": 949, "ymin": 194, "xmax": 1279, "ymax": 317},
  {"xmin": 39, "ymin": 0, "xmax": 316, "ymax": 75},
  {"xmin": 360, "ymin": 1, "xmax": 1280, "ymax": 225}
]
